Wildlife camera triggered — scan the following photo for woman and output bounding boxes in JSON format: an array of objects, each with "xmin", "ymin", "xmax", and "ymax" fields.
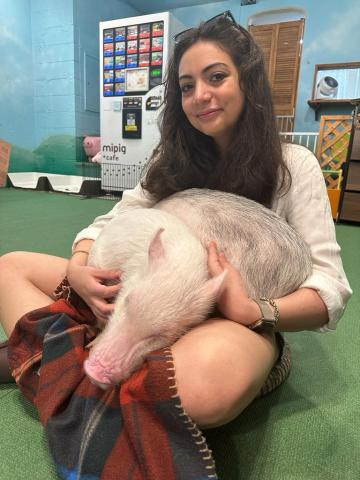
[{"xmin": 0, "ymin": 12, "xmax": 351, "ymax": 428}]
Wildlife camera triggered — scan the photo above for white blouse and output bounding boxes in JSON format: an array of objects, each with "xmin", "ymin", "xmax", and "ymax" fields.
[{"xmin": 73, "ymin": 143, "xmax": 352, "ymax": 332}]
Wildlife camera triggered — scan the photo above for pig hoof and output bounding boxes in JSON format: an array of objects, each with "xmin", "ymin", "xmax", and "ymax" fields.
[{"xmin": 83, "ymin": 359, "xmax": 115, "ymax": 390}]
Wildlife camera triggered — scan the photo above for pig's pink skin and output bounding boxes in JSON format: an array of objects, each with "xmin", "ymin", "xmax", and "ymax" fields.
[
  {"xmin": 84, "ymin": 353, "xmax": 128, "ymax": 389},
  {"xmin": 83, "ymin": 357, "xmax": 114, "ymax": 390},
  {"xmin": 83, "ymin": 136, "xmax": 101, "ymax": 157},
  {"xmin": 84, "ymin": 332, "xmax": 154, "ymax": 388}
]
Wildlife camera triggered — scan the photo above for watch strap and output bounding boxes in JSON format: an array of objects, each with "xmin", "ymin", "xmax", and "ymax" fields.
[{"xmin": 248, "ymin": 298, "xmax": 279, "ymax": 333}]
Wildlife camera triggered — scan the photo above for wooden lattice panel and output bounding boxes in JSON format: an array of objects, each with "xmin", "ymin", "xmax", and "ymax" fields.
[
  {"xmin": 322, "ymin": 170, "xmax": 342, "ymax": 190},
  {"xmin": 317, "ymin": 115, "xmax": 352, "ymax": 187}
]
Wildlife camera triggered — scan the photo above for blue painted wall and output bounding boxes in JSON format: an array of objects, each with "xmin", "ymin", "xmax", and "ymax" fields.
[
  {"xmin": 0, "ymin": 0, "xmax": 140, "ymax": 174},
  {"xmin": 0, "ymin": 0, "xmax": 35, "ymax": 149},
  {"xmin": 30, "ymin": 0, "xmax": 77, "ymax": 174}
]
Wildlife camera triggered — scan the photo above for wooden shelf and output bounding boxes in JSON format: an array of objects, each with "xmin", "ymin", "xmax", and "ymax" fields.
[
  {"xmin": 307, "ymin": 99, "xmax": 355, "ymax": 120},
  {"xmin": 338, "ymin": 123, "xmax": 360, "ymax": 223}
]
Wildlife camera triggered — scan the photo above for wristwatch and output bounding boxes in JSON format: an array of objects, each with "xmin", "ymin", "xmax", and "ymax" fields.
[{"xmin": 248, "ymin": 298, "xmax": 279, "ymax": 333}]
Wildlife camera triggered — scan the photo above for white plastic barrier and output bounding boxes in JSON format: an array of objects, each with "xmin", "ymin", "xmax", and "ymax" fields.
[
  {"xmin": 7, "ymin": 172, "xmax": 102, "ymax": 196},
  {"xmin": 7, "ymin": 172, "xmax": 48, "ymax": 189},
  {"xmin": 46, "ymin": 174, "xmax": 85, "ymax": 193}
]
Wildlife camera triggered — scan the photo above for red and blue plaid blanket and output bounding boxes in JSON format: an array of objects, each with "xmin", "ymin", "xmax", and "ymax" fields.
[{"xmin": 8, "ymin": 289, "xmax": 218, "ymax": 480}]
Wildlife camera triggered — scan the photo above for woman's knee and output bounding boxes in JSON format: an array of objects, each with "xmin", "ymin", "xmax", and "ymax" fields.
[
  {"xmin": 182, "ymin": 366, "xmax": 258, "ymax": 429},
  {"xmin": 0, "ymin": 251, "xmax": 68, "ymax": 336},
  {"xmin": 171, "ymin": 320, "xmax": 278, "ymax": 428},
  {"xmin": 0, "ymin": 251, "xmax": 67, "ymax": 296},
  {"xmin": 0, "ymin": 252, "xmax": 26, "ymax": 279}
]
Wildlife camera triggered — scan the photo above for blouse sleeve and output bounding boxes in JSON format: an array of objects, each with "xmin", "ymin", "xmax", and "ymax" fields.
[
  {"xmin": 72, "ymin": 183, "xmax": 156, "ymax": 250},
  {"xmin": 275, "ymin": 144, "xmax": 352, "ymax": 332}
]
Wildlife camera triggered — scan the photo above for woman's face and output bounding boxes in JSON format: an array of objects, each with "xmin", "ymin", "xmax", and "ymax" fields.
[{"xmin": 178, "ymin": 40, "xmax": 245, "ymax": 153}]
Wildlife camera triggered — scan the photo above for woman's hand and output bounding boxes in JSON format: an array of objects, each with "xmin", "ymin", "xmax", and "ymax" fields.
[
  {"xmin": 207, "ymin": 242, "xmax": 261, "ymax": 326},
  {"xmin": 67, "ymin": 254, "xmax": 122, "ymax": 327}
]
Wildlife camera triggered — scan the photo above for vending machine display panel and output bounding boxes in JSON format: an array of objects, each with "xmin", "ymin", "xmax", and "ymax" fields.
[
  {"xmin": 104, "ymin": 84, "xmax": 114, "ymax": 96},
  {"xmin": 115, "ymin": 41, "xmax": 126, "ymax": 54},
  {"xmin": 139, "ymin": 24, "xmax": 151, "ymax": 38},
  {"xmin": 127, "ymin": 54, "xmax": 138, "ymax": 68},
  {"xmin": 127, "ymin": 40, "xmax": 138, "ymax": 54},
  {"xmin": 115, "ymin": 69, "xmax": 125, "ymax": 82},
  {"xmin": 139, "ymin": 53, "xmax": 150, "ymax": 67},
  {"xmin": 104, "ymin": 71, "xmax": 114, "ymax": 84},
  {"xmin": 115, "ymin": 27, "xmax": 126, "ymax": 41},
  {"xmin": 152, "ymin": 37, "xmax": 163, "ymax": 52},
  {"xmin": 104, "ymin": 43, "xmax": 114, "ymax": 56},
  {"xmin": 152, "ymin": 22, "xmax": 164, "ymax": 36},
  {"xmin": 151, "ymin": 52, "xmax": 163, "ymax": 66},
  {"xmin": 127, "ymin": 25, "xmax": 138, "ymax": 39},
  {"xmin": 115, "ymin": 83, "xmax": 125, "ymax": 96},
  {"xmin": 139, "ymin": 38, "xmax": 150, "ymax": 53},
  {"xmin": 102, "ymin": 19, "xmax": 166, "ymax": 97},
  {"xmin": 125, "ymin": 68, "xmax": 149, "ymax": 92},
  {"xmin": 104, "ymin": 29, "xmax": 114, "ymax": 42},
  {"xmin": 115, "ymin": 56, "xmax": 125, "ymax": 69},
  {"xmin": 104, "ymin": 57, "xmax": 114, "ymax": 70}
]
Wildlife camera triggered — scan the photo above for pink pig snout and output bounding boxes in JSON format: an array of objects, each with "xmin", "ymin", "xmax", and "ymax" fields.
[
  {"xmin": 83, "ymin": 136, "xmax": 101, "ymax": 157},
  {"xmin": 84, "ymin": 332, "xmax": 157, "ymax": 388}
]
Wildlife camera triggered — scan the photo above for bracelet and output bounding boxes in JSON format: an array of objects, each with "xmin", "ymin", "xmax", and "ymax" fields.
[
  {"xmin": 261, "ymin": 297, "xmax": 280, "ymax": 323},
  {"xmin": 71, "ymin": 250, "xmax": 89, "ymax": 257}
]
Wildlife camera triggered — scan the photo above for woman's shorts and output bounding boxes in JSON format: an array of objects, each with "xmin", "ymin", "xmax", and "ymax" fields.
[{"xmin": 258, "ymin": 333, "xmax": 291, "ymax": 397}]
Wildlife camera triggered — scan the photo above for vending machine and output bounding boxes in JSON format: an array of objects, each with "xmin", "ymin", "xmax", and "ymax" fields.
[{"xmin": 99, "ymin": 12, "xmax": 185, "ymax": 191}]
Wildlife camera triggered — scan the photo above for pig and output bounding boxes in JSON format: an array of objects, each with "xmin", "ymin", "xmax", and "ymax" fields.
[
  {"xmin": 83, "ymin": 136, "xmax": 101, "ymax": 162},
  {"xmin": 84, "ymin": 188, "xmax": 312, "ymax": 388},
  {"xmin": 84, "ymin": 208, "xmax": 224, "ymax": 388},
  {"xmin": 90, "ymin": 151, "xmax": 102, "ymax": 163}
]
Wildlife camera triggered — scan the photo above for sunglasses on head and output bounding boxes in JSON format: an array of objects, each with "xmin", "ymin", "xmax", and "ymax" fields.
[{"xmin": 174, "ymin": 10, "xmax": 240, "ymax": 44}]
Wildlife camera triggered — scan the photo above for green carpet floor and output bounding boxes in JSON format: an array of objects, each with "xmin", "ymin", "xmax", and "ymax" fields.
[{"xmin": 0, "ymin": 188, "xmax": 359, "ymax": 480}]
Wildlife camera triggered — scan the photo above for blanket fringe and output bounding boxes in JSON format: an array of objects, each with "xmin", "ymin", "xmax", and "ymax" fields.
[{"xmin": 164, "ymin": 348, "xmax": 218, "ymax": 479}]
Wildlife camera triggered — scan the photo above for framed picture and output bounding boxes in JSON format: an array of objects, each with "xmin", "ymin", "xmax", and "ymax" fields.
[{"xmin": 312, "ymin": 62, "xmax": 360, "ymax": 101}]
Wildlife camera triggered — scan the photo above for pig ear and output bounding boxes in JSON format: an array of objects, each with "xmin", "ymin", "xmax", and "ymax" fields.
[
  {"xmin": 203, "ymin": 269, "xmax": 228, "ymax": 300},
  {"xmin": 148, "ymin": 228, "xmax": 165, "ymax": 264}
]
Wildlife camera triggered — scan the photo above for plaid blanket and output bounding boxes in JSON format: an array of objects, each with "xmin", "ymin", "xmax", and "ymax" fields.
[{"xmin": 8, "ymin": 288, "xmax": 218, "ymax": 480}]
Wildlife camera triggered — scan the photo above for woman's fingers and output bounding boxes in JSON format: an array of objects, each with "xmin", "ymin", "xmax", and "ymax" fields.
[
  {"xmin": 92, "ymin": 298, "xmax": 115, "ymax": 326},
  {"xmin": 102, "ymin": 283, "xmax": 122, "ymax": 299},
  {"xmin": 217, "ymin": 251, "xmax": 230, "ymax": 267},
  {"xmin": 93, "ymin": 268, "xmax": 122, "ymax": 281}
]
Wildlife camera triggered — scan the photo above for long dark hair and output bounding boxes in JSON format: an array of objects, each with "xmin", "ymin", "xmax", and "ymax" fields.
[{"xmin": 142, "ymin": 15, "xmax": 290, "ymax": 207}]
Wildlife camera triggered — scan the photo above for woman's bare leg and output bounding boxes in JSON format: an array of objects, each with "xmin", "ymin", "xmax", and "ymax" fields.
[
  {"xmin": 0, "ymin": 251, "xmax": 68, "ymax": 336},
  {"xmin": 171, "ymin": 319, "xmax": 279, "ymax": 428}
]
